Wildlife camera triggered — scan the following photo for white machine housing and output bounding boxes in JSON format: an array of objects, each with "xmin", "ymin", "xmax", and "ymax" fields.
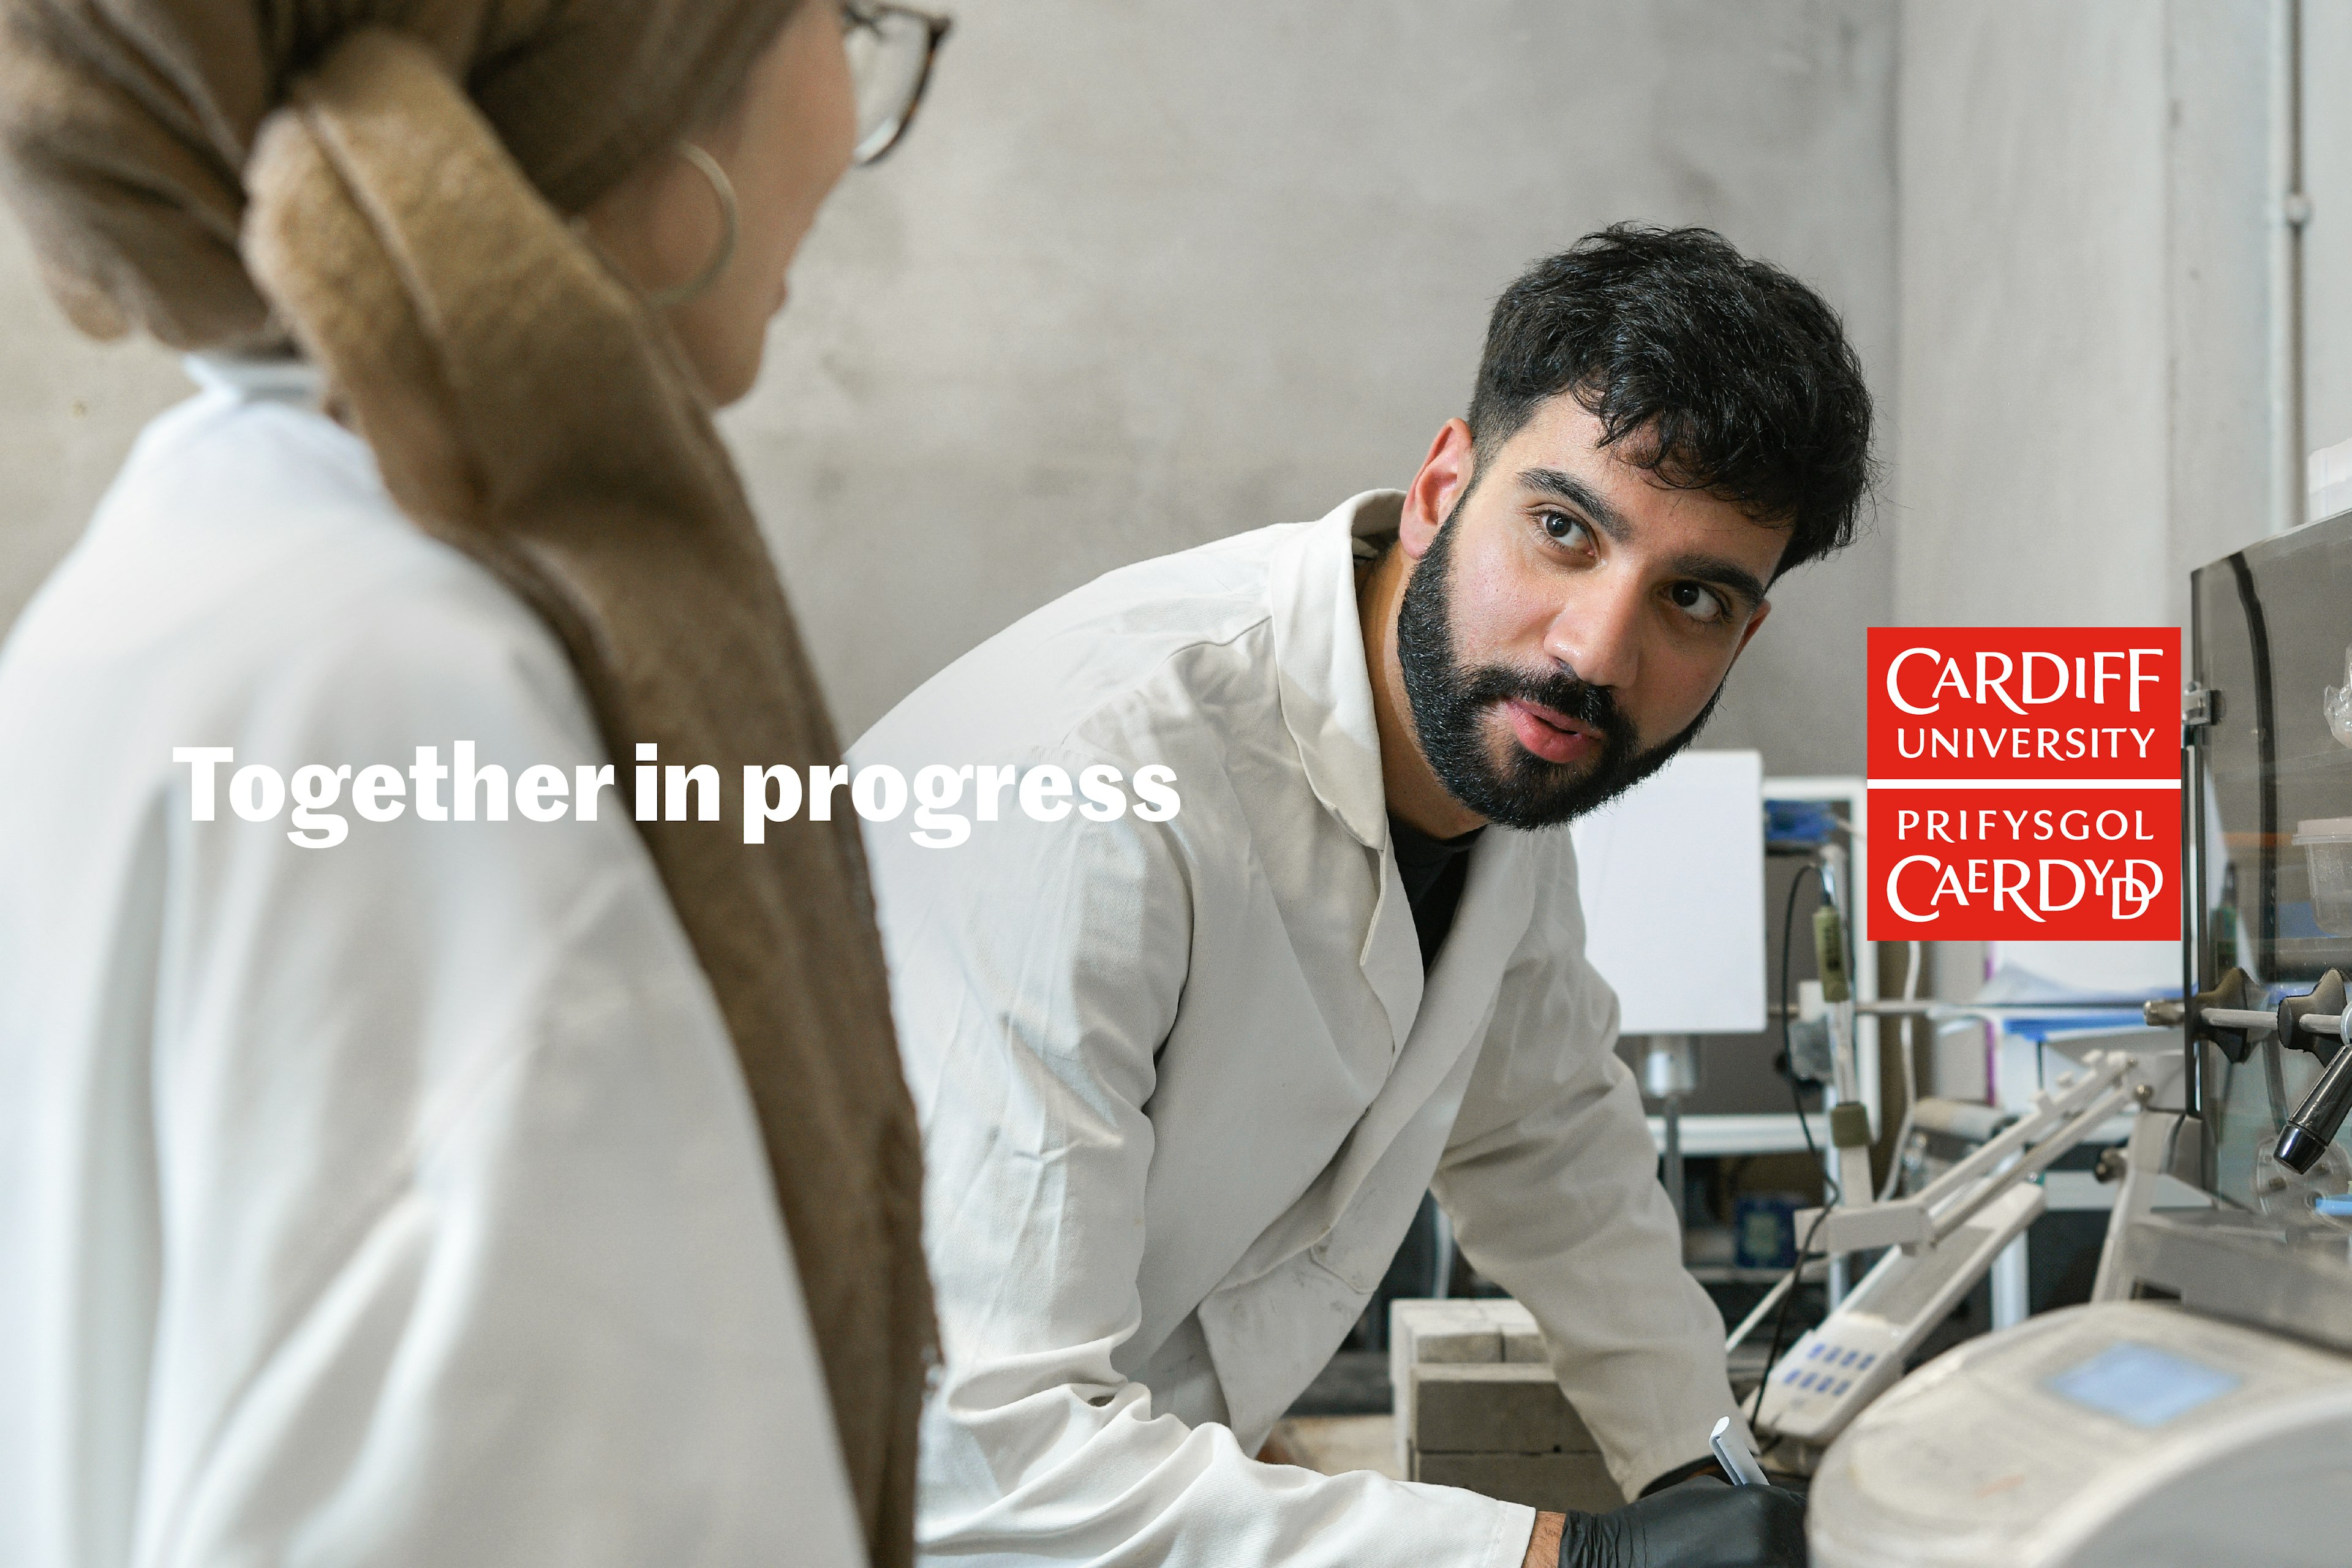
[
  {"xmin": 1752, "ymin": 1182, "xmax": 2045, "ymax": 1446},
  {"xmin": 1808, "ymin": 1300, "xmax": 2352, "ymax": 1568}
]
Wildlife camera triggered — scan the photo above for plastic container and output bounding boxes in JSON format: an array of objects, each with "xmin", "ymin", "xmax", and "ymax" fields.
[{"xmin": 2293, "ymin": 817, "xmax": 2352, "ymax": 935}]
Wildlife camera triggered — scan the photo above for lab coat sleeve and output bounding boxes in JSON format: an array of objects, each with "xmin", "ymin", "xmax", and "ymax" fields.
[
  {"xmin": 1430, "ymin": 842, "xmax": 1743, "ymax": 1501},
  {"xmin": 141, "ymin": 592, "xmax": 869, "ymax": 1567},
  {"xmin": 870, "ymin": 748, "xmax": 1536, "ymax": 1568}
]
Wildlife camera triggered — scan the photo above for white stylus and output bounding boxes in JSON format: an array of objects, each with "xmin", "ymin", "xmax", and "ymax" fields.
[{"xmin": 1709, "ymin": 1415, "xmax": 1770, "ymax": 1487}]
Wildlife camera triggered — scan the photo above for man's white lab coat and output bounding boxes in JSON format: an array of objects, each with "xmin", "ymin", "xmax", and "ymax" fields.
[
  {"xmin": 0, "ymin": 361, "xmax": 866, "ymax": 1567},
  {"xmin": 854, "ymin": 491, "xmax": 1743, "ymax": 1568}
]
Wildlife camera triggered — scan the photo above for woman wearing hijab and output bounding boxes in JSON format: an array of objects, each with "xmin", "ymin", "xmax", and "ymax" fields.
[{"xmin": 0, "ymin": 4, "xmax": 942, "ymax": 1564}]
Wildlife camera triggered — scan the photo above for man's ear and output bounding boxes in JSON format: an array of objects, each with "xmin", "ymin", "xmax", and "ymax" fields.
[
  {"xmin": 1732, "ymin": 598, "xmax": 1773, "ymax": 659},
  {"xmin": 1401, "ymin": 418, "xmax": 1476, "ymax": 560}
]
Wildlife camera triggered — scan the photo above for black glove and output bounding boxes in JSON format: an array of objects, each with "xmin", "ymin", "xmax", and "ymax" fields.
[{"xmin": 1556, "ymin": 1476, "xmax": 1806, "ymax": 1568}]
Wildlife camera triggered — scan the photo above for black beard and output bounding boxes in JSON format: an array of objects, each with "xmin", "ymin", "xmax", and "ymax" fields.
[{"xmin": 1393, "ymin": 501, "xmax": 1723, "ymax": 830}]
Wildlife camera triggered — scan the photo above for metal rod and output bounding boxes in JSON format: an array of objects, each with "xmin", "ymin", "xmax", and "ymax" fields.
[
  {"xmin": 1903, "ymin": 1057, "xmax": 2134, "ymax": 1221},
  {"xmin": 1924, "ymin": 1082, "xmax": 2136, "ymax": 1244},
  {"xmin": 2270, "ymin": 0, "xmax": 2308, "ymax": 538},
  {"xmin": 1663, "ymin": 1094, "xmax": 1686, "ymax": 1232},
  {"xmin": 2195, "ymin": 1008, "xmax": 2350, "ymax": 1038},
  {"xmin": 1771, "ymin": 998, "xmax": 2171, "ymax": 1020}
]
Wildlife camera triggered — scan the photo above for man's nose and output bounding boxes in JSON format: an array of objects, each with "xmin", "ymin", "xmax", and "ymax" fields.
[{"xmin": 1543, "ymin": 571, "xmax": 1643, "ymax": 692}]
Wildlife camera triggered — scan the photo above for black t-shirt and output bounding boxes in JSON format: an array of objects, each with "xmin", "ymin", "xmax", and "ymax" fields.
[{"xmin": 1387, "ymin": 811, "xmax": 1485, "ymax": 971}]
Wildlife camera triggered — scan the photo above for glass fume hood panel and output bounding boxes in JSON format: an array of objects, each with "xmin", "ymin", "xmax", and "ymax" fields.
[{"xmin": 2190, "ymin": 509, "xmax": 2352, "ymax": 1212}]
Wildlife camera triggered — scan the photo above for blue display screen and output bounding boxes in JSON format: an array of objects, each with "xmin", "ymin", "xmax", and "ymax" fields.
[{"xmin": 2043, "ymin": 1341, "xmax": 2241, "ymax": 1428}]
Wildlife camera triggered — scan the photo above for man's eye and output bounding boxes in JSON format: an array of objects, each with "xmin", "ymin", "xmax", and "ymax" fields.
[
  {"xmin": 1669, "ymin": 582, "xmax": 1729, "ymax": 624},
  {"xmin": 1538, "ymin": 511, "xmax": 1591, "ymax": 548}
]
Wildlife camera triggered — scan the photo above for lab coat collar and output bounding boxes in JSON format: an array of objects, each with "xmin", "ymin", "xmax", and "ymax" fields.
[{"xmin": 1268, "ymin": 489, "xmax": 1405, "ymax": 851}]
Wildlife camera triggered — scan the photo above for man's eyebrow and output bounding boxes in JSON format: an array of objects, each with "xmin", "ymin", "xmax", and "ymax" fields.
[
  {"xmin": 1517, "ymin": 466, "xmax": 1771, "ymax": 614},
  {"xmin": 1518, "ymin": 467, "xmax": 1631, "ymax": 541}
]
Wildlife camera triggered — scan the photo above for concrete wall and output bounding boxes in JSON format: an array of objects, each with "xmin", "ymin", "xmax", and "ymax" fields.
[
  {"xmin": 1893, "ymin": 1, "xmax": 2236, "ymax": 1068},
  {"xmin": 1892, "ymin": 0, "xmax": 2278, "ymax": 639},
  {"xmin": 733, "ymin": 0, "xmax": 1901, "ymax": 764},
  {"xmin": 0, "ymin": 2, "xmax": 1902, "ymax": 783},
  {"xmin": 1888, "ymin": 2, "xmax": 2352, "ymax": 1085},
  {"xmin": 2303, "ymin": 0, "xmax": 2352, "ymax": 465}
]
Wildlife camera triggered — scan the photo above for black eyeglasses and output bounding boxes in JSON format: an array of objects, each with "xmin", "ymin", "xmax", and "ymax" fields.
[{"xmin": 843, "ymin": 2, "xmax": 952, "ymax": 166}]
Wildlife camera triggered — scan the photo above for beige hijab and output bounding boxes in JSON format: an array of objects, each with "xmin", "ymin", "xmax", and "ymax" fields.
[{"xmin": 0, "ymin": 6, "xmax": 932, "ymax": 1563}]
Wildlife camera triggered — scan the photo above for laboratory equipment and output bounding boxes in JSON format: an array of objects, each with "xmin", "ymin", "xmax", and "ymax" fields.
[
  {"xmin": 1594, "ymin": 770, "xmax": 1883, "ymax": 1162},
  {"xmin": 1732, "ymin": 1193, "xmax": 1800, "ymax": 1269},
  {"xmin": 1640, "ymin": 1035, "xmax": 1702, "ymax": 1229},
  {"xmin": 2165, "ymin": 963, "xmax": 2352, "ymax": 1177},
  {"xmin": 1809, "ymin": 842, "xmax": 1876, "ymax": 1224},
  {"xmin": 1803, "ymin": 516, "xmax": 2352, "ymax": 1562},
  {"xmin": 2291, "ymin": 816, "xmax": 2352, "ymax": 933},
  {"xmin": 1742, "ymin": 1042, "xmax": 2186, "ymax": 1450},
  {"xmin": 1788, "ymin": 1046, "xmax": 2181, "ymax": 1259},
  {"xmin": 1574, "ymin": 751, "xmax": 1766, "ymax": 1233},
  {"xmin": 1751, "ymin": 1183, "xmax": 2044, "ymax": 1447},
  {"xmin": 1807, "ymin": 1298, "xmax": 2352, "ymax": 1567},
  {"xmin": 2183, "ymin": 507, "xmax": 2352, "ymax": 1194}
]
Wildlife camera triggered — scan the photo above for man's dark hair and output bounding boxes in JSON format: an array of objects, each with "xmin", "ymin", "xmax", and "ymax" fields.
[{"xmin": 1466, "ymin": 224, "xmax": 1875, "ymax": 578}]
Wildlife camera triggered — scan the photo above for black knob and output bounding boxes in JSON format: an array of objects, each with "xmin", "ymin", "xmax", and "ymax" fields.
[
  {"xmin": 2276, "ymin": 970, "xmax": 2348, "ymax": 1064},
  {"xmin": 2188, "ymin": 967, "xmax": 2259, "ymax": 1063}
]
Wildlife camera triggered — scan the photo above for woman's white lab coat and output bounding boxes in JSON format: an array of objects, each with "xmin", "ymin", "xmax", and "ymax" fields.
[{"xmin": 0, "ymin": 361, "xmax": 865, "ymax": 1567}]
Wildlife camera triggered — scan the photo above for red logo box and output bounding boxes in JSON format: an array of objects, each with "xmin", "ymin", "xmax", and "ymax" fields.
[
  {"xmin": 1866, "ymin": 628, "xmax": 2180, "ymax": 941},
  {"xmin": 1868, "ymin": 787, "xmax": 2179, "ymax": 940}
]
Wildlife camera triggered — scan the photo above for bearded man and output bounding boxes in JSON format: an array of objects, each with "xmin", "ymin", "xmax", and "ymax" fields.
[{"xmin": 852, "ymin": 225, "xmax": 1872, "ymax": 1568}]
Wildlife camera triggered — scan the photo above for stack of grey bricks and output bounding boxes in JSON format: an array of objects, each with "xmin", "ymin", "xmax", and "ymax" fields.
[{"xmin": 1389, "ymin": 1298, "xmax": 1622, "ymax": 1513}]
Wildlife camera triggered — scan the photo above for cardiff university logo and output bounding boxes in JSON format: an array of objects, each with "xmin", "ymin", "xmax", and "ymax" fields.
[{"xmin": 1866, "ymin": 628, "xmax": 2181, "ymax": 942}]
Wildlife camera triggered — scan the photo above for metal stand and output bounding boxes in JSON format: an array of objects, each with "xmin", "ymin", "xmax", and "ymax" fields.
[
  {"xmin": 1989, "ymin": 1235, "xmax": 2030, "ymax": 1329},
  {"xmin": 2090, "ymin": 1105, "xmax": 2188, "ymax": 1300},
  {"xmin": 1795, "ymin": 1046, "xmax": 2182, "ymax": 1257},
  {"xmin": 1643, "ymin": 1035, "xmax": 1702, "ymax": 1232}
]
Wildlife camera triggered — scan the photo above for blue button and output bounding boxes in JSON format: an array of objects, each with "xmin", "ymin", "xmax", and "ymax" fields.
[
  {"xmin": 1807, "ymin": 1344, "xmax": 1824, "ymax": 1359},
  {"xmin": 1840, "ymin": 1350, "xmax": 1859, "ymax": 1366},
  {"xmin": 1835, "ymin": 1379, "xmax": 1852, "ymax": 1395},
  {"xmin": 1858, "ymin": 1354, "xmax": 1877, "ymax": 1370},
  {"xmin": 1783, "ymin": 1367, "xmax": 1801, "ymax": 1384}
]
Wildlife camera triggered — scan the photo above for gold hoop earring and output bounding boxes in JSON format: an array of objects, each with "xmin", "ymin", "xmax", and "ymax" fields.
[{"xmin": 646, "ymin": 142, "xmax": 739, "ymax": 311}]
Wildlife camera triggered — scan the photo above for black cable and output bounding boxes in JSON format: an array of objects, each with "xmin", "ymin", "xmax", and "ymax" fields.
[
  {"xmin": 1749, "ymin": 1205, "xmax": 1832, "ymax": 1424},
  {"xmin": 1747, "ymin": 858, "xmax": 1841, "ymax": 1423},
  {"xmin": 1778, "ymin": 862, "xmax": 1837, "ymax": 1198}
]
